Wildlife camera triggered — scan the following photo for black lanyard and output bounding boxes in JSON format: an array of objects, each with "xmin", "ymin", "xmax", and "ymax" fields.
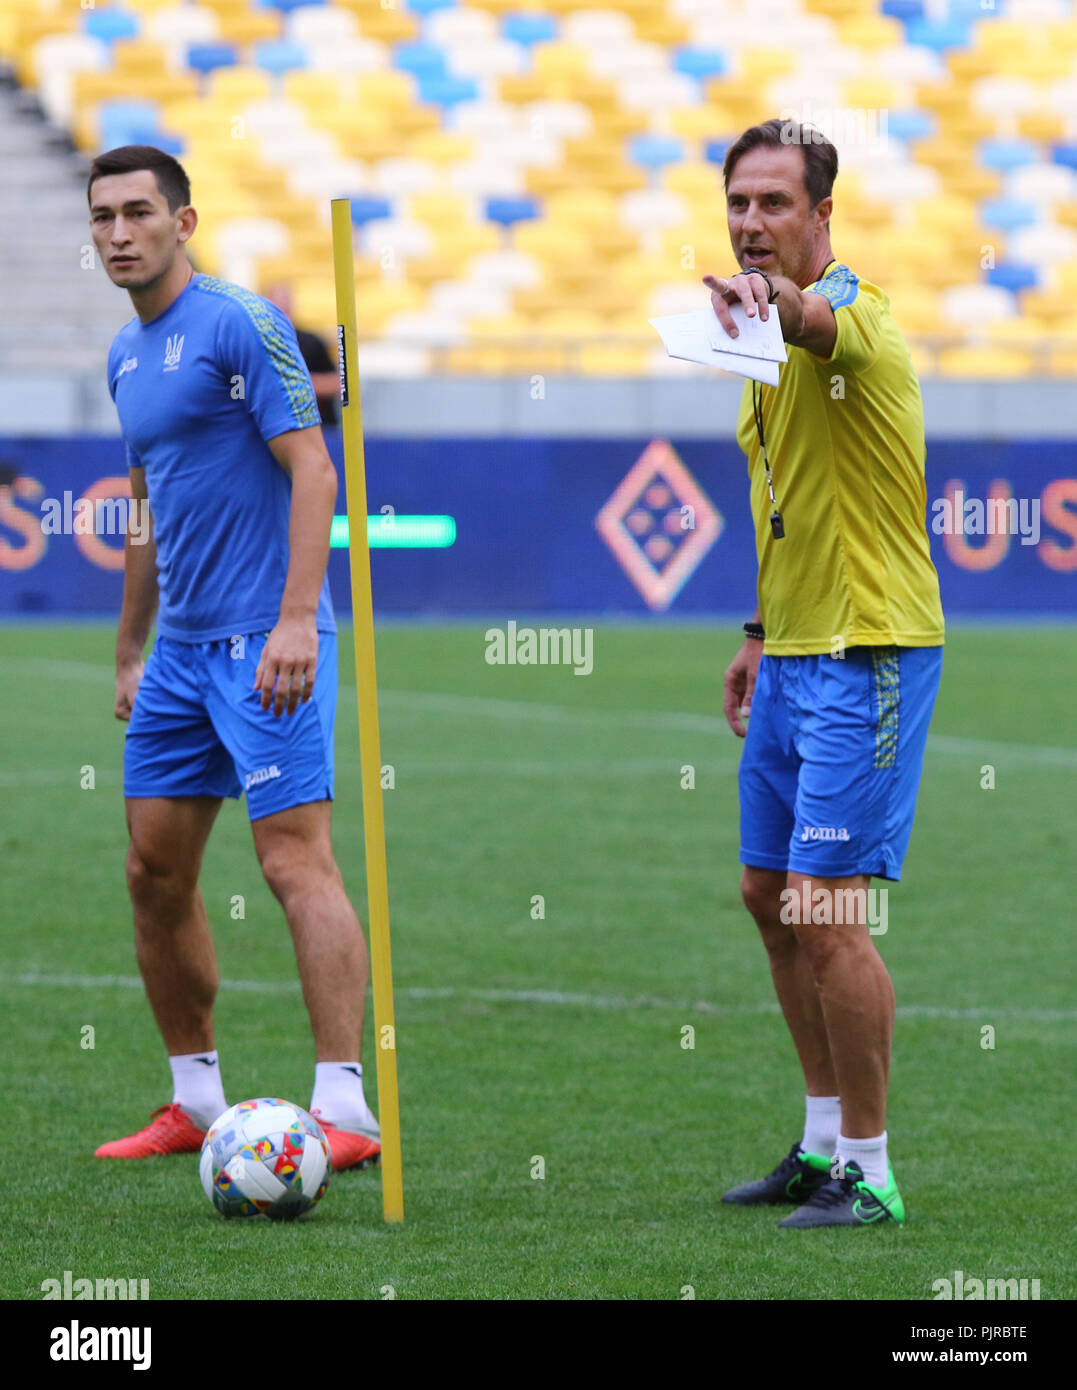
[
  {"xmin": 750, "ymin": 259, "xmax": 836, "ymax": 541},
  {"xmin": 752, "ymin": 379, "xmax": 785, "ymax": 540}
]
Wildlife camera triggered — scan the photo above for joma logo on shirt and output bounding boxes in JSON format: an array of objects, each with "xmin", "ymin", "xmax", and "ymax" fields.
[
  {"xmin": 245, "ymin": 765, "xmax": 281, "ymax": 790},
  {"xmin": 117, "ymin": 356, "xmax": 138, "ymax": 378},
  {"xmin": 800, "ymin": 825, "xmax": 850, "ymax": 841},
  {"xmin": 163, "ymin": 334, "xmax": 184, "ymax": 371}
]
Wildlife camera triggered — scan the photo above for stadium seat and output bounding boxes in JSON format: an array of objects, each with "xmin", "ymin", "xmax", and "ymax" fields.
[
  {"xmin": 84, "ymin": 11, "xmax": 141, "ymax": 45},
  {"xmin": 187, "ymin": 42, "xmax": 238, "ymax": 74}
]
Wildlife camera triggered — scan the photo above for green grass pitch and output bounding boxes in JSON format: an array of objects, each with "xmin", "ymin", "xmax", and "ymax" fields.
[{"xmin": 2, "ymin": 621, "xmax": 1074, "ymax": 1300}]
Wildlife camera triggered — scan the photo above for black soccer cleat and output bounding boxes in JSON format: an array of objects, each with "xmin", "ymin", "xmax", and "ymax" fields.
[
  {"xmin": 778, "ymin": 1159, "xmax": 905, "ymax": 1228},
  {"xmin": 721, "ymin": 1141, "xmax": 833, "ymax": 1206}
]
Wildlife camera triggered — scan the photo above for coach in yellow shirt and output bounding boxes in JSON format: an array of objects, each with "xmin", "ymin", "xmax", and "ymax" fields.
[{"xmin": 706, "ymin": 119, "xmax": 944, "ymax": 1228}]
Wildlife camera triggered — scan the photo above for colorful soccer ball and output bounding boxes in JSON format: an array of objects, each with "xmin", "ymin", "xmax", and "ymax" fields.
[{"xmin": 199, "ymin": 1098, "xmax": 331, "ymax": 1220}]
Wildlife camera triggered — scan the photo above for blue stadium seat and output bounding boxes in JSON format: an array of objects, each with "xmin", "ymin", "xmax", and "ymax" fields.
[
  {"xmin": 83, "ymin": 10, "xmax": 140, "ymax": 43},
  {"xmin": 394, "ymin": 42, "xmax": 448, "ymax": 80},
  {"xmin": 407, "ymin": 0, "xmax": 457, "ymax": 14},
  {"xmin": 904, "ymin": 18, "xmax": 971, "ymax": 51},
  {"xmin": 349, "ymin": 197, "xmax": 392, "ymax": 227},
  {"xmin": 1050, "ymin": 143, "xmax": 1077, "ymax": 171},
  {"xmin": 503, "ymin": 14, "xmax": 557, "ymax": 46},
  {"xmin": 186, "ymin": 44, "xmax": 238, "ymax": 74},
  {"xmin": 986, "ymin": 264, "xmax": 1038, "ymax": 293},
  {"xmin": 885, "ymin": 110, "xmax": 935, "ymax": 143},
  {"xmin": 949, "ymin": 0, "xmax": 996, "ymax": 19},
  {"xmin": 485, "ymin": 197, "xmax": 539, "ymax": 228},
  {"xmin": 881, "ymin": 0, "xmax": 924, "ymax": 21},
  {"xmin": 629, "ymin": 135, "xmax": 684, "ymax": 173},
  {"xmin": 417, "ymin": 75, "xmax": 478, "ymax": 107},
  {"xmin": 979, "ymin": 139, "xmax": 1037, "ymax": 174},
  {"xmin": 99, "ymin": 99, "xmax": 159, "ymax": 151},
  {"xmin": 704, "ymin": 139, "xmax": 733, "ymax": 166},
  {"xmin": 257, "ymin": 0, "xmax": 320, "ymax": 13},
  {"xmin": 979, "ymin": 199, "xmax": 1039, "ymax": 233},
  {"xmin": 254, "ymin": 40, "xmax": 307, "ymax": 75},
  {"xmin": 672, "ymin": 48, "xmax": 727, "ymax": 81}
]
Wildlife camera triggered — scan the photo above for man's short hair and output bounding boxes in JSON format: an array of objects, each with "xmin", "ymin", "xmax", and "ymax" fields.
[
  {"xmin": 723, "ymin": 119, "xmax": 838, "ymax": 212},
  {"xmin": 88, "ymin": 145, "xmax": 192, "ymax": 213}
]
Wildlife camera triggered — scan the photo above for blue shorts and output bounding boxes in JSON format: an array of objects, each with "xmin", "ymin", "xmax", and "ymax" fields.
[
  {"xmin": 124, "ymin": 631, "xmax": 337, "ymax": 821},
  {"xmin": 738, "ymin": 645, "xmax": 942, "ymax": 881}
]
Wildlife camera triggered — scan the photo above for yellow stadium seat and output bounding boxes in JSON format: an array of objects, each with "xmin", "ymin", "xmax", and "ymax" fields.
[
  {"xmin": 842, "ymin": 78, "xmax": 901, "ymax": 111},
  {"xmin": 945, "ymin": 168, "xmax": 1000, "ymax": 202},
  {"xmin": 1051, "ymin": 202, "xmax": 1077, "ymax": 232},
  {"xmin": 351, "ymin": 281, "xmax": 426, "ymax": 333},
  {"xmin": 803, "ymin": 0, "xmax": 874, "ymax": 18},
  {"xmin": 664, "ymin": 163, "xmax": 723, "ymax": 201},
  {"xmin": 208, "ymin": 67, "xmax": 273, "ymax": 105},
  {"xmin": 837, "ymin": 14, "xmax": 904, "ymax": 51},
  {"xmin": 886, "ymin": 287, "xmax": 945, "ymax": 336},
  {"xmin": 948, "ymin": 113, "xmax": 996, "ymax": 143},
  {"xmin": 408, "ymin": 192, "xmax": 477, "ymax": 227},
  {"xmin": 578, "ymin": 344, "xmax": 651, "ymax": 375},
  {"xmin": 736, "ymin": 49, "xmax": 798, "ymax": 84},
  {"xmin": 407, "ymin": 130, "xmax": 473, "ymax": 163},
  {"xmin": 633, "ymin": 15, "xmax": 690, "ymax": 47},
  {"xmin": 354, "ymin": 70, "xmax": 415, "ymax": 111},
  {"xmin": 986, "ymin": 319, "xmax": 1047, "ymax": 350},
  {"xmin": 916, "ymin": 84, "xmax": 970, "ymax": 120},
  {"xmin": 535, "ymin": 309, "xmax": 606, "ymax": 338},
  {"xmin": 937, "ymin": 345, "xmax": 1034, "ymax": 378},
  {"xmin": 335, "ymin": 1, "xmax": 418, "ymax": 43},
  {"xmin": 1020, "ymin": 290, "xmax": 1072, "ymax": 325},
  {"xmin": 214, "ymin": 11, "xmax": 282, "ymax": 46},
  {"xmin": 515, "ymin": 221, "xmax": 593, "ymax": 269},
  {"xmin": 531, "ymin": 42, "xmax": 591, "ymax": 84},
  {"xmin": 430, "ymin": 224, "xmax": 500, "ymax": 259},
  {"xmin": 543, "ymin": 188, "xmax": 619, "ymax": 231},
  {"xmin": 111, "ymin": 39, "xmax": 169, "ymax": 76},
  {"xmin": 1018, "ymin": 113, "xmax": 1067, "ymax": 142},
  {"xmin": 668, "ymin": 105, "xmax": 741, "ymax": 142},
  {"xmin": 467, "ymin": 313, "xmax": 532, "ymax": 339},
  {"xmin": 947, "ymin": 52, "xmax": 1000, "ymax": 83},
  {"xmin": 589, "ymin": 106, "xmax": 650, "ymax": 139}
]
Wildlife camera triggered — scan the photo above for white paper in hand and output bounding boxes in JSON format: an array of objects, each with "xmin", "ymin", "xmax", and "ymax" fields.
[{"xmin": 649, "ymin": 301, "xmax": 788, "ymax": 386}]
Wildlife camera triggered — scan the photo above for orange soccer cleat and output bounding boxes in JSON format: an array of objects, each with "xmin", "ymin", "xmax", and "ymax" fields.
[
  {"xmin": 311, "ymin": 1112, "xmax": 381, "ymax": 1172},
  {"xmin": 95, "ymin": 1103, "xmax": 206, "ymax": 1158}
]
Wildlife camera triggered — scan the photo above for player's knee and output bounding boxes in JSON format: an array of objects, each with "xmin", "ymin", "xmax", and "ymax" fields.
[
  {"xmin": 125, "ymin": 842, "xmax": 196, "ymax": 911},
  {"xmin": 740, "ymin": 867, "xmax": 786, "ymax": 931},
  {"xmin": 258, "ymin": 839, "xmax": 335, "ymax": 907}
]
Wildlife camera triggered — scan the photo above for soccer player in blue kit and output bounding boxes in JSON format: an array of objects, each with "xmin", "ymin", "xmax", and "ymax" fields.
[{"xmin": 89, "ymin": 146, "xmax": 380, "ymax": 1170}]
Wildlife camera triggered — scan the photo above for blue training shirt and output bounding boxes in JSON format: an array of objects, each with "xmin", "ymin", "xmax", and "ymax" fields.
[{"xmin": 107, "ymin": 273, "xmax": 336, "ymax": 642}]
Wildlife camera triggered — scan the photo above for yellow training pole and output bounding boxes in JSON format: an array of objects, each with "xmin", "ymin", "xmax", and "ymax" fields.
[{"xmin": 331, "ymin": 197, "xmax": 403, "ymax": 1223}]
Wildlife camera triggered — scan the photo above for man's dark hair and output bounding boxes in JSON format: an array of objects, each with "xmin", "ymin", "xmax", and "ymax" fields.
[
  {"xmin": 87, "ymin": 145, "xmax": 192, "ymax": 212},
  {"xmin": 723, "ymin": 118, "xmax": 838, "ymax": 213}
]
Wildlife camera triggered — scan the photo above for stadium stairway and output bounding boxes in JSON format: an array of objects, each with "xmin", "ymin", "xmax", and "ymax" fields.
[{"xmin": 0, "ymin": 70, "xmax": 129, "ymax": 372}]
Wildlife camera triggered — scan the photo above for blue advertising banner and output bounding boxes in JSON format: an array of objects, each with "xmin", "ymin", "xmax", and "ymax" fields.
[{"xmin": 0, "ymin": 436, "xmax": 1074, "ymax": 618}]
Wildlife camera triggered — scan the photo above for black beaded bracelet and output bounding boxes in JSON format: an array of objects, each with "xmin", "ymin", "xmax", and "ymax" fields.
[
  {"xmin": 735, "ymin": 267, "xmax": 779, "ymax": 303},
  {"xmin": 743, "ymin": 621, "xmax": 765, "ymax": 640}
]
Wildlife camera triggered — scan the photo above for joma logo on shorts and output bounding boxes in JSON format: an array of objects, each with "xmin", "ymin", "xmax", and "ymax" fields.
[
  {"xmin": 245, "ymin": 765, "xmax": 281, "ymax": 790},
  {"xmin": 800, "ymin": 825, "xmax": 850, "ymax": 842}
]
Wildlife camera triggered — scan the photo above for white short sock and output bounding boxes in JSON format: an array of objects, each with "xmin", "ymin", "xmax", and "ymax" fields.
[
  {"xmin": 169, "ymin": 1051, "xmax": 226, "ymax": 1131},
  {"xmin": 310, "ymin": 1061, "xmax": 378, "ymax": 1132},
  {"xmin": 838, "ymin": 1131, "xmax": 888, "ymax": 1189},
  {"xmin": 801, "ymin": 1095, "xmax": 841, "ymax": 1157}
]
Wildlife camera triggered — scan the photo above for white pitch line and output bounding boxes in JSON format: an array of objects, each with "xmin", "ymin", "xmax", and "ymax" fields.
[
  {"xmin": 1, "ymin": 972, "xmax": 1073, "ymax": 1023},
  {"xmin": 7, "ymin": 660, "xmax": 1076, "ymax": 765}
]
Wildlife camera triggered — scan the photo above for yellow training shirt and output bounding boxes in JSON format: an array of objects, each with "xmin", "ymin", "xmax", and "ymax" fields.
[{"xmin": 735, "ymin": 262, "xmax": 945, "ymax": 655}]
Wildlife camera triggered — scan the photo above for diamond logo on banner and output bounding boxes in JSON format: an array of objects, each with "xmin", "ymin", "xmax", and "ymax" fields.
[{"xmin": 595, "ymin": 440, "xmax": 722, "ymax": 611}]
